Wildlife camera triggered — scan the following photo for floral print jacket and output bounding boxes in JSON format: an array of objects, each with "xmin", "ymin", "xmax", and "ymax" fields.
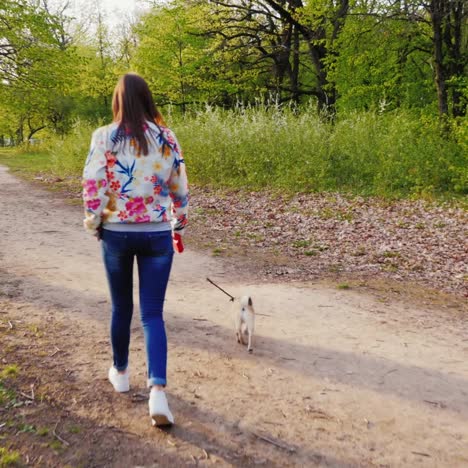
[{"xmin": 82, "ymin": 121, "xmax": 188, "ymax": 237}]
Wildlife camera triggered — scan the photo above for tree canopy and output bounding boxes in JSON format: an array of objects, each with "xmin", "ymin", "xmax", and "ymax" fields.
[{"xmin": 0, "ymin": 0, "xmax": 466, "ymax": 143}]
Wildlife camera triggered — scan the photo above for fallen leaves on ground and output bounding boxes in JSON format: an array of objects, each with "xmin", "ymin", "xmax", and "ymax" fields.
[
  {"xmin": 31, "ymin": 174, "xmax": 467, "ymax": 298},
  {"xmin": 189, "ymin": 187, "xmax": 467, "ymax": 297}
]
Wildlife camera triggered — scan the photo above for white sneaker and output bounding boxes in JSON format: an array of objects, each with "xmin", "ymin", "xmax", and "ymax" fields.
[
  {"xmin": 108, "ymin": 366, "xmax": 130, "ymax": 393},
  {"xmin": 149, "ymin": 389, "xmax": 174, "ymax": 426}
]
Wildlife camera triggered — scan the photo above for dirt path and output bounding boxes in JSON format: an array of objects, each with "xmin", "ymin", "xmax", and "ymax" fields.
[{"xmin": 1, "ymin": 164, "xmax": 467, "ymax": 467}]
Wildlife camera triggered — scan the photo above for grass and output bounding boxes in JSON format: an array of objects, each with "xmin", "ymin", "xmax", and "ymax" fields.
[
  {"xmin": 67, "ymin": 425, "xmax": 81, "ymax": 434},
  {"xmin": 318, "ymin": 208, "xmax": 353, "ymax": 221},
  {"xmin": 17, "ymin": 424, "xmax": 35, "ymax": 434},
  {"xmin": 0, "ymin": 149, "xmax": 53, "ymax": 180},
  {"xmin": 304, "ymin": 250, "xmax": 319, "ymax": 256},
  {"xmin": 0, "ymin": 147, "xmax": 81, "ymax": 196},
  {"xmin": 292, "ymin": 239, "xmax": 311, "ymax": 248},
  {"xmin": 0, "ymin": 365, "xmax": 19, "ymax": 423},
  {"xmin": 382, "ymin": 251, "xmax": 400, "ymax": 259},
  {"xmin": 172, "ymin": 106, "xmax": 467, "ymax": 198},
  {"xmin": 0, "ymin": 365, "xmax": 19, "ymax": 379},
  {"xmin": 353, "ymin": 246, "xmax": 367, "ymax": 256},
  {"xmin": 0, "ymin": 382, "xmax": 15, "ymax": 406},
  {"xmin": 0, "ymin": 364, "xmax": 22, "ymax": 468},
  {"xmin": 0, "ymin": 107, "xmax": 466, "ymax": 200},
  {"xmin": 212, "ymin": 247, "xmax": 223, "ymax": 256},
  {"xmin": 0, "ymin": 447, "xmax": 21, "ymax": 467},
  {"xmin": 37, "ymin": 427, "xmax": 50, "ymax": 437},
  {"xmin": 48, "ymin": 440, "xmax": 63, "ymax": 451}
]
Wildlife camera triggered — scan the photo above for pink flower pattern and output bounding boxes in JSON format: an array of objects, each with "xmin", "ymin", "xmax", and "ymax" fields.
[
  {"xmin": 135, "ymin": 214, "xmax": 151, "ymax": 223},
  {"xmin": 83, "ymin": 179, "xmax": 98, "ymax": 197},
  {"xmin": 118, "ymin": 211, "xmax": 128, "ymax": 221},
  {"xmin": 82, "ymin": 122, "xmax": 188, "ymax": 235},
  {"xmin": 86, "ymin": 198, "xmax": 101, "ymax": 210},
  {"xmin": 125, "ymin": 197, "xmax": 146, "ymax": 216}
]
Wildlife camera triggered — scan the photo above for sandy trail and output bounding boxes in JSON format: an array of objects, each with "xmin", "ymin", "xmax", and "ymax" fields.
[{"xmin": 1, "ymin": 165, "xmax": 467, "ymax": 467}]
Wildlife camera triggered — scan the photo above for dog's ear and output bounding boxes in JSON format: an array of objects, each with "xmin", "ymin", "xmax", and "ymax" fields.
[{"xmin": 248, "ymin": 297, "xmax": 253, "ymax": 306}]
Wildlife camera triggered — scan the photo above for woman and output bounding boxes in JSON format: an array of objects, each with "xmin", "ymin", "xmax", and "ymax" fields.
[{"xmin": 82, "ymin": 73, "xmax": 188, "ymax": 427}]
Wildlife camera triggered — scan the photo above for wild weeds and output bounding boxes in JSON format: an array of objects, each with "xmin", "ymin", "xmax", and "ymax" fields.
[
  {"xmin": 173, "ymin": 106, "xmax": 466, "ymax": 197},
  {"xmin": 34, "ymin": 106, "xmax": 468, "ymax": 198}
]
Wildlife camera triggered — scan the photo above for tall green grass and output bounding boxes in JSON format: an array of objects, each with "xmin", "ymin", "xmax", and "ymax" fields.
[
  {"xmin": 0, "ymin": 148, "xmax": 53, "ymax": 178},
  {"xmin": 173, "ymin": 106, "xmax": 467, "ymax": 197},
  {"xmin": 4, "ymin": 107, "xmax": 465, "ymax": 198},
  {"xmin": 0, "ymin": 121, "xmax": 94, "ymax": 180},
  {"xmin": 48, "ymin": 120, "xmax": 96, "ymax": 176}
]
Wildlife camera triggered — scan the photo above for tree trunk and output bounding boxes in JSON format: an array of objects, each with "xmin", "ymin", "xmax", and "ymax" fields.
[
  {"xmin": 27, "ymin": 126, "xmax": 46, "ymax": 142},
  {"xmin": 304, "ymin": 34, "xmax": 336, "ymax": 115},
  {"xmin": 290, "ymin": 25, "xmax": 300, "ymax": 104},
  {"xmin": 16, "ymin": 117, "xmax": 25, "ymax": 145},
  {"xmin": 430, "ymin": 1, "xmax": 449, "ymax": 116},
  {"xmin": 428, "ymin": 0, "xmax": 466, "ymax": 118},
  {"xmin": 447, "ymin": 0, "xmax": 466, "ymax": 117}
]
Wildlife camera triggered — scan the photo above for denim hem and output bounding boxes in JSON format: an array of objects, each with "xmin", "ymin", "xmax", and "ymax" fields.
[
  {"xmin": 147, "ymin": 377, "xmax": 167, "ymax": 387},
  {"xmin": 114, "ymin": 364, "xmax": 128, "ymax": 372}
]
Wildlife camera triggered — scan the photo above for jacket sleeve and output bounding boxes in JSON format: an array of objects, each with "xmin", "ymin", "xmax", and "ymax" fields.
[
  {"xmin": 82, "ymin": 129, "xmax": 109, "ymax": 236},
  {"xmin": 167, "ymin": 130, "xmax": 189, "ymax": 235}
]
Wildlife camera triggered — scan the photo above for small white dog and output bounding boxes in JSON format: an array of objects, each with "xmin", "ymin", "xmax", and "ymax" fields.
[{"xmin": 235, "ymin": 296, "xmax": 255, "ymax": 353}]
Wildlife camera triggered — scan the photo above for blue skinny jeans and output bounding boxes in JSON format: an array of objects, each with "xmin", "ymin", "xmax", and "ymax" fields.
[{"xmin": 101, "ymin": 229, "xmax": 174, "ymax": 387}]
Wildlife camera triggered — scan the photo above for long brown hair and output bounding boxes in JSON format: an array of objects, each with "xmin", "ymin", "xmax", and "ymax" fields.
[{"xmin": 111, "ymin": 73, "xmax": 165, "ymax": 155}]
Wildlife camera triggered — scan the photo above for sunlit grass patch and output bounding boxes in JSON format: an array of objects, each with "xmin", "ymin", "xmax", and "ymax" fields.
[
  {"xmin": 0, "ymin": 365, "xmax": 19, "ymax": 379},
  {"xmin": 0, "ymin": 150, "xmax": 53, "ymax": 180},
  {"xmin": 0, "ymin": 447, "xmax": 21, "ymax": 467}
]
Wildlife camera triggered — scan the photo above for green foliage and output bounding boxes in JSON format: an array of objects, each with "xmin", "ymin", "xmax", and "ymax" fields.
[
  {"xmin": 3, "ymin": 106, "xmax": 466, "ymax": 199},
  {"xmin": 332, "ymin": 6, "xmax": 435, "ymax": 112},
  {"xmin": 48, "ymin": 121, "xmax": 95, "ymax": 176},
  {"xmin": 0, "ymin": 149, "xmax": 54, "ymax": 180},
  {"xmin": 0, "ymin": 0, "xmax": 80, "ymax": 141},
  {"xmin": 173, "ymin": 106, "xmax": 466, "ymax": 197},
  {"xmin": 1, "ymin": 106, "xmax": 466, "ymax": 199},
  {"xmin": 0, "ymin": 0, "xmax": 466, "ymax": 200},
  {"xmin": 72, "ymin": 21, "xmax": 119, "ymax": 122},
  {"xmin": 132, "ymin": 0, "xmax": 235, "ymax": 107}
]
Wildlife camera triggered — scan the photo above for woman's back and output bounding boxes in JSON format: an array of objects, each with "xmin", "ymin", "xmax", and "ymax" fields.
[{"xmin": 82, "ymin": 120, "xmax": 188, "ymax": 234}]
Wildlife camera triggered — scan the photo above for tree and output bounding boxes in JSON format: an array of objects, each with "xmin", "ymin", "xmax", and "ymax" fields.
[
  {"xmin": 0, "ymin": 0, "xmax": 79, "ymax": 140},
  {"xmin": 207, "ymin": 0, "xmax": 351, "ymax": 113},
  {"xmin": 426, "ymin": 0, "xmax": 467, "ymax": 117},
  {"xmin": 133, "ymin": 1, "xmax": 220, "ymax": 109},
  {"xmin": 329, "ymin": 0, "xmax": 434, "ymax": 112}
]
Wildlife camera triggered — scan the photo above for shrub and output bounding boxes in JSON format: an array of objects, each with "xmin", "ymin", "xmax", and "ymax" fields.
[{"xmin": 40, "ymin": 107, "xmax": 466, "ymax": 198}]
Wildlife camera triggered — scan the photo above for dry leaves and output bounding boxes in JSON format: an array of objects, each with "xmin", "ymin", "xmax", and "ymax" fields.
[{"xmin": 190, "ymin": 187, "xmax": 467, "ymax": 297}]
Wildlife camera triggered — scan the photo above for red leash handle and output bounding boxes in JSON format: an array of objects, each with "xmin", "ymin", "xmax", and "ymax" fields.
[{"xmin": 173, "ymin": 233, "xmax": 184, "ymax": 253}]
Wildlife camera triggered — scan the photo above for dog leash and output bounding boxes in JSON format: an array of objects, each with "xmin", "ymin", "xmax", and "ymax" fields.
[{"xmin": 206, "ymin": 277, "xmax": 235, "ymax": 302}]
